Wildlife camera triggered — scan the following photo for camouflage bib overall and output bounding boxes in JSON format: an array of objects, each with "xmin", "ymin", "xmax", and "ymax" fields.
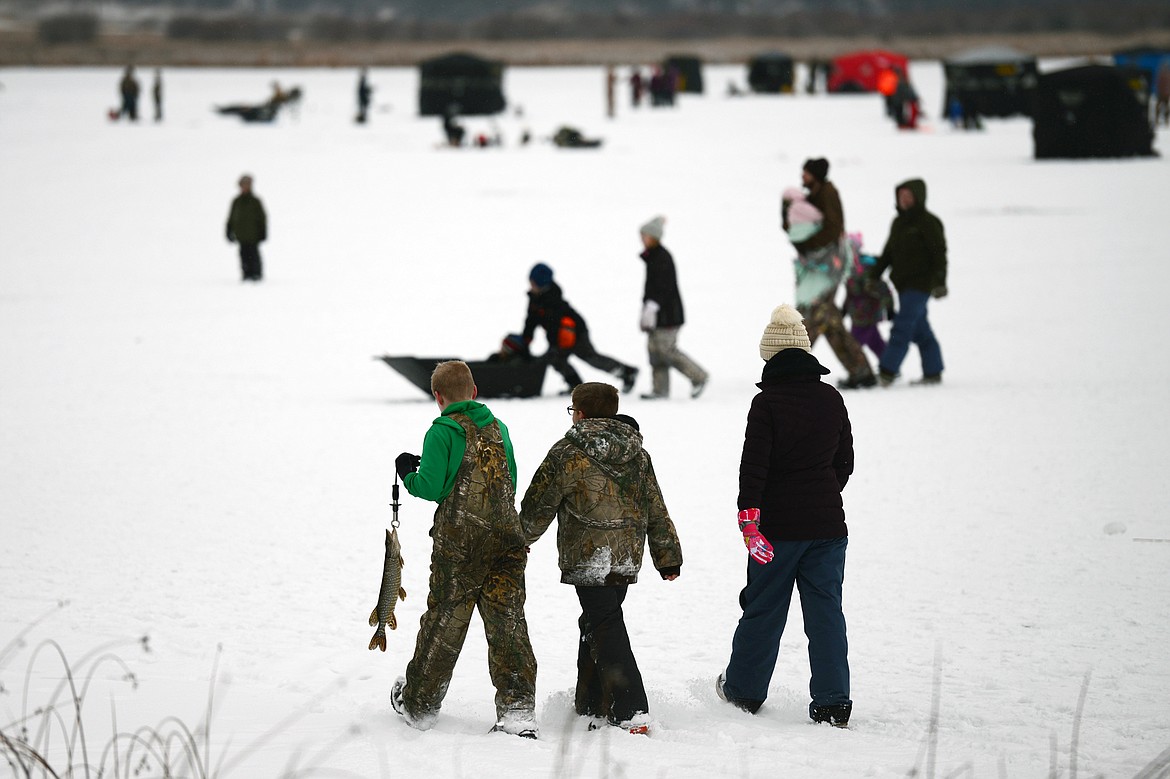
[{"xmin": 402, "ymin": 414, "xmax": 537, "ymax": 726}]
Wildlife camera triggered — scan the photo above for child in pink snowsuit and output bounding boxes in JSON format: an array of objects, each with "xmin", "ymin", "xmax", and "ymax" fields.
[
  {"xmin": 842, "ymin": 234, "xmax": 896, "ymax": 359},
  {"xmin": 781, "ymin": 187, "xmax": 823, "ymax": 244}
]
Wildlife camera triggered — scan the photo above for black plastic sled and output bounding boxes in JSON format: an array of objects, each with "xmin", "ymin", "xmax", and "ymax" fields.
[{"xmin": 377, "ymin": 355, "xmax": 547, "ymax": 399}]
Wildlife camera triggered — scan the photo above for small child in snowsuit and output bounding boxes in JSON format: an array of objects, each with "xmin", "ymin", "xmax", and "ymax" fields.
[
  {"xmin": 841, "ymin": 234, "xmax": 896, "ymax": 359},
  {"xmin": 781, "ymin": 187, "xmax": 823, "ymax": 244},
  {"xmin": 392, "ymin": 360, "xmax": 539, "ymax": 738}
]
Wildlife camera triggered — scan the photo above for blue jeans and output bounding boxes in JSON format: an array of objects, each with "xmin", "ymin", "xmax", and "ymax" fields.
[
  {"xmin": 879, "ymin": 289, "xmax": 943, "ymax": 377},
  {"xmin": 723, "ymin": 538, "xmax": 850, "ymax": 709}
]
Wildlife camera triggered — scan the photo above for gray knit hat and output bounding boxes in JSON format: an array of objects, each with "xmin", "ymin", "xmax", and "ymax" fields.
[
  {"xmin": 640, "ymin": 215, "xmax": 665, "ymax": 239},
  {"xmin": 759, "ymin": 304, "xmax": 811, "ymax": 359}
]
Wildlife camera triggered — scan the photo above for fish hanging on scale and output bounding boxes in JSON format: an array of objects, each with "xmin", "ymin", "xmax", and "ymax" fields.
[{"xmin": 368, "ymin": 527, "xmax": 406, "ymax": 651}]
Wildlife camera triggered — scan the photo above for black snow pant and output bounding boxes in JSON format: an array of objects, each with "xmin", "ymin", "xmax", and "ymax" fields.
[
  {"xmin": 574, "ymin": 585, "xmax": 648, "ymax": 726},
  {"xmin": 547, "ymin": 330, "xmax": 633, "ymax": 391},
  {"xmin": 239, "ymin": 242, "xmax": 262, "ymax": 281}
]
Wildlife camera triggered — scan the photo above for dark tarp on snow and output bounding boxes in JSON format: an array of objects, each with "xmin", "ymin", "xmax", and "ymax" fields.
[
  {"xmin": 418, "ymin": 52, "xmax": 506, "ymax": 117},
  {"xmin": 664, "ymin": 55, "xmax": 704, "ymax": 94},
  {"xmin": 1032, "ymin": 64, "xmax": 1155, "ymax": 159},
  {"xmin": 378, "ymin": 355, "xmax": 546, "ymax": 399},
  {"xmin": 1113, "ymin": 46, "xmax": 1170, "ymax": 94},
  {"xmin": 748, "ymin": 52, "xmax": 795, "ymax": 94},
  {"xmin": 942, "ymin": 46, "xmax": 1039, "ymax": 118},
  {"xmin": 827, "ymin": 50, "xmax": 909, "ymax": 93}
]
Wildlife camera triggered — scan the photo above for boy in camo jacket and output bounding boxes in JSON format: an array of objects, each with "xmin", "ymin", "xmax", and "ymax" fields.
[
  {"xmin": 520, "ymin": 382, "xmax": 682, "ymax": 734},
  {"xmin": 391, "ymin": 360, "xmax": 539, "ymax": 738}
]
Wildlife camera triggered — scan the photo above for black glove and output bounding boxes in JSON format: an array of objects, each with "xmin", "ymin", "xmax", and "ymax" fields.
[
  {"xmin": 658, "ymin": 565, "xmax": 681, "ymax": 580},
  {"xmin": 226, "ymin": 226, "xmax": 236, "ymax": 243},
  {"xmin": 395, "ymin": 452, "xmax": 420, "ymax": 480},
  {"xmin": 931, "ymin": 285, "xmax": 948, "ymax": 299}
]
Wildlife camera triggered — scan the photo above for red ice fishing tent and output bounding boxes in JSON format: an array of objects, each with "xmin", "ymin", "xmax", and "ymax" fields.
[{"xmin": 827, "ymin": 50, "xmax": 909, "ymax": 93}]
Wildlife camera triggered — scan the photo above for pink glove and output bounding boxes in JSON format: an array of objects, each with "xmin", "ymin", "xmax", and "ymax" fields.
[{"xmin": 737, "ymin": 508, "xmax": 774, "ymax": 564}]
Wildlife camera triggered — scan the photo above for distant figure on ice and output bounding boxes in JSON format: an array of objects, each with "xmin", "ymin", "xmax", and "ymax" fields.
[
  {"xmin": 891, "ymin": 73, "xmax": 920, "ymax": 130},
  {"xmin": 118, "ymin": 65, "xmax": 140, "ymax": 121},
  {"xmin": 606, "ymin": 65, "xmax": 617, "ymax": 118},
  {"xmin": 629, "ymin": 67, "xmax": 644, "ymax": 107},
  {"xmin": 841, "ymin": 235, "xmax": 896, "ymax": 360},
  {"xmin": 869, "ymin": 179, "xmax": 948, "ymax": 386},
  {"xmin": 356, "ymin": 68, "xmax": 373, "ymax": 124},
  {"xmin": 151, "ymin": 69, "xmax": 163, "ymax": 122},
  {"xmin": 441, "ymin": 104, "xmax": 465, "ymax": 147},
  {"xmin": 637, "ymin": 216, "xmax": 708, "ymax": 399},
  {"xmin": 521, "ymin": 263, "xmax": 639, "ymax": 395},
  {"xmin": 781, "ymin": 158, "xmax": 876, "ymax": 389},
  {"xmin": 519, "ymin": 381, "xmax": 682, "ymax": 736},
  {"xmin": 717, "ymin": 303, "xmax": 854, "ymax": 729},
  {"xmin": 225, "ymin": 174, "xmax": 267, "ymax": 282},
  {"xmin": 1156, "ymin": 62, "xmax": 1170, "ymax": 127}
]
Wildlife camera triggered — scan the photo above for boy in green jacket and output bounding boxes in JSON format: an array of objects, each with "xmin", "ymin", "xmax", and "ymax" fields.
[{"xmin": 391, "ymin": 360, "xmax": 538, "ymax": 738}]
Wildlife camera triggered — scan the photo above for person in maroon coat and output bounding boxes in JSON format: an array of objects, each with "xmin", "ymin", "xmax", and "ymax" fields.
[{"xmin": 716, "ymin": 304, "xmax": 854, "ymax": 728}]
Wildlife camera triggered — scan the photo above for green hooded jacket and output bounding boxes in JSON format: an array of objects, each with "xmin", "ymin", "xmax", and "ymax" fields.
[
  {"xmin": 872, "ymin": 178, "xmax": 947, "ymax": 294},
  {"xmin": 227, "ymin": 192, "xmax": 267, "ymax": 245},
  {"xmin": 404, "ymin": 400, "xmax": 518, "ymax": 503}
]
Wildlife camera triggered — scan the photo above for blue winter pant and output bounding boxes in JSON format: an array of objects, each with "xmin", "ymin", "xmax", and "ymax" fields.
[
  {"xmin": 879, "ymin": 289, "xmax": 943, "ymax": 377},
  {"xmin": 723, "ymin": 537, "xmax": 850, "ymax": 711}
]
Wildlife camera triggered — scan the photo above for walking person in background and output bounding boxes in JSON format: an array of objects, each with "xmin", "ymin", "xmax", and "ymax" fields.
[
  {"xmin": 392, "ymin": 360, "xmax": 539, "ymax": 738},
  {"xmin": 151, "ymin": 69, "xmax": 163, "ymax": 122},
  {"xmin": 841, "ymin": 234, "xmax": 896, "ymax": 361},
  {"xmin": 1156, "ymin": 62, "xmax": 1170, "ymax": 127},
  {"xmin": 869, "ymin": 179, "xmax": 948, "ymax": 387},
  {"xmin": 520, "ymin": 382, "xmax": 682, "ymax": 736},
  {"xmin": 356, "ymin": 68, "xmax": 373, "ymax": 124},
  {"xmin": 606, "ymin": 65, "xmax": 617, "ymax": 119},
  {"xmin": 225, "ymin": 174, "xmax": 267, "ymax": 282},
  {"xmin": 637, "ymin": 216, "xmax": 708, "ymax": 400},
  {"xmin": 782, "ymin": 158, "xmax": 877, "ymax": 389},
  {"xmin": 717, "ymin": 304, "xmax": 853, "ymax": 728},
  {"xmin": 118, "ymin": 65, "xmax": 140, "ymax": 122},
  {"xmin": 521, "ymin": 263, "xmax": 639, "ymax": 395}
]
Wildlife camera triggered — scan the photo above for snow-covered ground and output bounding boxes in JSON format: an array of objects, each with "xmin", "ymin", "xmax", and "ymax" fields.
[{"xmin": 1, "ymin": 60, "xmax": 1168, "ymax": 777}]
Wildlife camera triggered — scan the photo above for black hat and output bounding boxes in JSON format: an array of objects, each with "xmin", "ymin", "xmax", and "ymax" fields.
[{"xmin": 803, "ymin": 158, "xmax": 829, "ymax": 182}]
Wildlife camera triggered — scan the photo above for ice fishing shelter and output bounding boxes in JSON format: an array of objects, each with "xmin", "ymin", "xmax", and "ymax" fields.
[
  {"xmin": 748, "ymin": 52, "xmax": 796, "ymax": 93},
  {"xmin": 1113, "ymin": 46, "xmax": 1170, "ymax": 93},
  {"xmin": 664, "ymin": 55, "xmax": 704, "ymax": 94},
  {"xmin": 1032, "ymin": 64, "xmax": 1155, "ymax": 159},
  {"xmin": 827, "ymin": 50, "xmax": 909, "ymax": 93},
  {"xmin": 378, "ymin": 355, "xmax": 546, "ymax": 399},
  {"xmin": 942, "ymin": 46, "xmax": 1039, "ymax": 118},
  {"xmin": 418, "ymin": 52, "xmax": 506, "ymax": 117}
]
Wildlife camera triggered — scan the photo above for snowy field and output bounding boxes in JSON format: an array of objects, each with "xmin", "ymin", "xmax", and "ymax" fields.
[{"xmin": 1, "ymin": 59, "xmax": 1168, "ymax": 777}]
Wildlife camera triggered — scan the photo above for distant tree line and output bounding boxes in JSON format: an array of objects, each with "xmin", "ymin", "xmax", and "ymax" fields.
[{"xmin": 35, "ymin": 3, "xmax": 1170, "ymax": 45}]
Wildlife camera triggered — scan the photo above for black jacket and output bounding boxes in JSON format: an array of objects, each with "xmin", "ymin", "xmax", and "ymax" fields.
[
  {"xmin": 522, "ymin": 282, "xmax": 587, "ymax": 348},
  {"xmin": 872, "ymin": 178, "xmax": 947, "ymax": 294},
  {"xmin": 738, "ymin": 349, "xmax": 853, "ymax": 541},
  {"xmin": 641, "ymin": 243, "xmax": 685, "ymax": 328}
]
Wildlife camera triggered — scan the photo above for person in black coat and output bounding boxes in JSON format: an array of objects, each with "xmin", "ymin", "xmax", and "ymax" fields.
[
  {"xmin": 637, "ymin": 216, "xmax": 709, "ymax": 399},
  {"xmin": 521, "ymin": 263, "xmax": 638, "ymax": 395},
  {"xmin": 717, "ymin": 303, "xmax": 854, "ymax": 728}
]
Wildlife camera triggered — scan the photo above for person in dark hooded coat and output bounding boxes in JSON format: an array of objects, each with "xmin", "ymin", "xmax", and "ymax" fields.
[
  {"xmin": 869, "ymin": 178, "xmax": 947, "ymax": 386},
  {"xmin": 717, "ymin": 304, "xmax": 854, "ymax": 728}
]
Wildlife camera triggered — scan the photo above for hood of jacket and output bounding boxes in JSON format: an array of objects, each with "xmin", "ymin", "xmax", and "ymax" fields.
[
  {"xmin": 758, "ymin": 348, "xmax": 830, "ymax": 386},
  {"xmin": 895, "ymin": 178, "xmax": 928, "ymax": 215},
  {"xmin": 565, "ymin": 417, "xmax": 643, "ymax": 474},
  {"xmin": 438, "ymin": 399, "xmax": 496, "ymax": 430}
]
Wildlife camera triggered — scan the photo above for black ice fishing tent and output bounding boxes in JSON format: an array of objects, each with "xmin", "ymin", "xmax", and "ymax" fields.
[
  {"xmin": 748, "ymin": 52, "xmax": 796, "ymax": 93},
  {"xmin": 942, "ymin": 46, "xmax": 1038, "ymax": 118},
  {"xmin": 418, "ymin": 52, "xmax": 506, "ymax": 117},
  {"xmin": 664, "ymin": 55, "xmax": 704, "ymax": 94},
  {"xmin": 1032, "ymin": 64, "xmax": 1155, "ymax": 159}
]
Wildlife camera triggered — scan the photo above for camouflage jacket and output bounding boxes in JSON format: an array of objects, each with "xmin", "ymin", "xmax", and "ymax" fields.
[{"xmin": 520, "ymin": 417, "xmax": 682, "ymax": 586}]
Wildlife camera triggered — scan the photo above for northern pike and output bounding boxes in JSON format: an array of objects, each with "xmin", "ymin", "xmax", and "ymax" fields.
[{"xmin": 368, "ymin": 527, "xmax": 406, "ymax": 652}]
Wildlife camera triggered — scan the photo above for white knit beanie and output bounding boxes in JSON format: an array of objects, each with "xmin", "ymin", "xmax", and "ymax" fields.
[
  {"xmin": 759, "ymin": 304, "xmax": 811, "ymax": 359},
  {"xmin": 640, "ymin": 215, "xmax": 665, "ymax": 239}
]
